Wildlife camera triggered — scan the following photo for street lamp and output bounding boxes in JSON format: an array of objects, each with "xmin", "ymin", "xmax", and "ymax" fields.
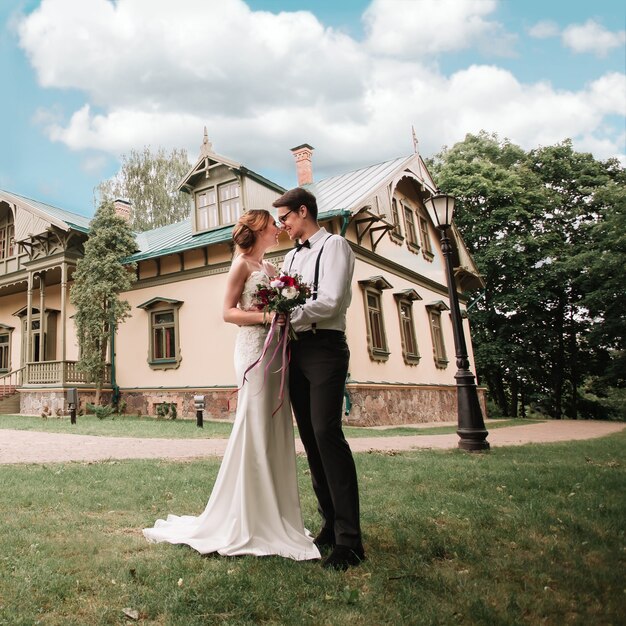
[{"xmin": 424, "ymin": 193, "xmax": 489, "ymax": 451}]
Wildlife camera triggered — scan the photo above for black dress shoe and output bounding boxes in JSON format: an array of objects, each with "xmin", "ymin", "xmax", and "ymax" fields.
[
  {"xmin": 313, "ymin": 528, "xmax": 335, "ymax": 551},
  {"xmin": 322, "ymin": 544, "xmax": 366, "ymax": 571}
]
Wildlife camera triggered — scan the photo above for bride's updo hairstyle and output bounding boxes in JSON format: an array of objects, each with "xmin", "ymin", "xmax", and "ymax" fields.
[{"xmin": 232, "ymin": 209, "xmax": 272, "ymax": 253}]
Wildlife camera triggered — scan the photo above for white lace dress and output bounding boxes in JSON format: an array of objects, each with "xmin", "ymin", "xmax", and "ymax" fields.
[{"xmin": 143, "ymin": 270, "xmax": 320, "ymax": 561}]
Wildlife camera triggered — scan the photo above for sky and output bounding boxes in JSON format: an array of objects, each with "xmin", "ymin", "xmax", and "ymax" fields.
[{"xmin": 1, "ymin": 0, "xmax": 624, "ymax": 218}]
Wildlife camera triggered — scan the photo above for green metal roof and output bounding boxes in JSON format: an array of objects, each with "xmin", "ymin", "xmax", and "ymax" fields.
[
  {"xmin": 0, "ymin": 189, "xmax": 92, "ymax": 232},
  {"xmin": 3, "ymin": 153, "xmax": 427, "ymax": 265},
  {"xmin": 303, "ymin": 155, "xmax": 415, "ymax": 214},
  {"xmin": 125, "ymin": 208, "xmax": 350, "ymax": 263},
  {"xmin": 128, "ymin": 220, "xmax": 233, "ymax": 262}
]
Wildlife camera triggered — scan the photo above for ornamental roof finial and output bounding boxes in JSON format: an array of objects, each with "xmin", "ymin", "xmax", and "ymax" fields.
[{"xmin": 200, "ymin": 126, "xmax": 213, "ymax": 157}]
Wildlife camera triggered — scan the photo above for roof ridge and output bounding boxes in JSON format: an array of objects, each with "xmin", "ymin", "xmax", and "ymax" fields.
[{"xmin": 312, "ymin": 154, "xmax": 412, "ymax": 184}]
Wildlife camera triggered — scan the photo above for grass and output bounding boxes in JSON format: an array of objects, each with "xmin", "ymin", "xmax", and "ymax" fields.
[
  {"xmin": 0, "ymin": 413, "xmax": 541, "ymax": 439},
  {"xmin": 0, "ymin": 431, "xmax": 624, "ymax": 625},
  {"xmin": 0, "ymin": 413, "xmax": 234, "ymax": 439}
]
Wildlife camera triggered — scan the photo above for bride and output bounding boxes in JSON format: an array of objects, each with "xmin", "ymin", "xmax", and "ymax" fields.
[{"xmin": 143, "ymin": 209, "xmax": 320, "ymax": 561}]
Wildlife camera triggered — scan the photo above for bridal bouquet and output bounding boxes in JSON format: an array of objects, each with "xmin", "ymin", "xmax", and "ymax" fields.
[
  {"xmin": 243, "ymin": 273, "xmax": 311, "ymax": 415},
  {"xmin": 253, "ymin": 272, "xmax": 311, "ymax": 319}
]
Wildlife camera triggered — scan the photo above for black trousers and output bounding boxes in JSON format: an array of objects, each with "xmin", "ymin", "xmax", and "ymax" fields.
[{"xmin": 289, "ymin": 330, "xmax": 362, "ymax": 548}]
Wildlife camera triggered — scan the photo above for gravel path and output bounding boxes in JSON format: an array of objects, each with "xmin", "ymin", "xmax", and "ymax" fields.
[{"xmin": 0, "ymin": 420, "xmax": 623, "ymax": 465}]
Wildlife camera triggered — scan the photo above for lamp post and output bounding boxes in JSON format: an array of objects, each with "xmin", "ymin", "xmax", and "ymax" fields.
[
  {"xmin": 424, "ymin": 193, "xmax": 489, "ymax": 451},
  {"xmin": 194, "ymin": 394, "xmax": 205, "ymax": 428}
]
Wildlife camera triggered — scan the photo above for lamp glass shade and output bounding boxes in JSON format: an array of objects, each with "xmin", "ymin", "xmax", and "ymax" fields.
[{"xmin": 426, "ymin": 194, "xmax": 455, "ymax": 228}]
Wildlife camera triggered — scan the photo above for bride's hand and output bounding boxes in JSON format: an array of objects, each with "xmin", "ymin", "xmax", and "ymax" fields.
[{"xmin": 275, "ymin": 313, "xmax": 287, "ymax": 327}]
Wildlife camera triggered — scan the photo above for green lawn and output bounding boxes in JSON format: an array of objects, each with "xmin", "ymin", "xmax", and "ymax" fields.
[
  {"xmin": 0, "ymin": 432, "xmax": 623, "ymax": 625},
  {"xmin": 0, "ymin": 413, "xmax": 541, "ymax": 439}
]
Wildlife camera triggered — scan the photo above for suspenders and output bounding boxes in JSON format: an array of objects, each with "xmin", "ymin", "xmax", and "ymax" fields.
[{"xmin": 288, "ymin": 234, "xmax": 333, "ymax": 331}]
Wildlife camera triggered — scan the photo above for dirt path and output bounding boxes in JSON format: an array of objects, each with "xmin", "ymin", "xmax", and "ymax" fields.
[{"xmin": 0, "ymin": 420, "xmax": 623, "ymax": 465}]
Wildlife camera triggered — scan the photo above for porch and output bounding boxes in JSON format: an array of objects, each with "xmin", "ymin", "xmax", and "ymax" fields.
[{"xmin": 1, "ymin": 361, "xmax": 111, "ymax": 388}]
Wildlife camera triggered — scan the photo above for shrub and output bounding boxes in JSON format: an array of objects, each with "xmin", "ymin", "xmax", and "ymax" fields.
[
  {"xmin": 86, "ymin": 403, "xmax": 113, "ymax": 420},
  {"xmin": 156, "ymin": 402, "xmax": 177, "ymax": 420}
]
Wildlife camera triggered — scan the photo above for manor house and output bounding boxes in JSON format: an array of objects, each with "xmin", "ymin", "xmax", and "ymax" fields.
[{"xmin": 0, "ymin": 134, "xmax": 485, "ymax": 424}]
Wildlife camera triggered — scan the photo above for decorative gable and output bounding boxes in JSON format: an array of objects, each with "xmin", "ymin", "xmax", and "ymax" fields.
[{"xmin": 178, "ymin": 129, "xmax": 284, "ymax": 235}]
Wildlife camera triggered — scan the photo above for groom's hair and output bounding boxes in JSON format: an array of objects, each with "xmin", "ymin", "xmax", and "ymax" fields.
[{"xmin": 272, "ymin": 187, "xmax": 318, "ymax": 221}]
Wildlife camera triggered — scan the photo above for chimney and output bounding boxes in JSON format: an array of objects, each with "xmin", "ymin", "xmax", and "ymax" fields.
[
  {"xmin": 113, "ymin": 198, "xmax": 131, "ymax": 221},
  {"xmin": 290, "ymin": 143, "xmax": 314, "ymax": 186}
]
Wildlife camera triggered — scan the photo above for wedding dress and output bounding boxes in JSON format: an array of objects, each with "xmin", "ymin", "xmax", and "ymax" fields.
[{"xmin": 143, "ymin": 270, "xmax": 320, "ymax": 561}]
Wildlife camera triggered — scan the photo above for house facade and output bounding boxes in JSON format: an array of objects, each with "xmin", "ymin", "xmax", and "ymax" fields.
[{"xmin": 0, "ymin": 135, "xmax": 485, "ymax": 425}]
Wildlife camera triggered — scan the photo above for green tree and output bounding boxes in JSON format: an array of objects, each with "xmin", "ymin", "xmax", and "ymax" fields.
[
  {"xmin": 430, "ymin": 133, "xmax": 625, "ymax": 420},
  {"xmin": 524, "ymin": 141, "xmax": 623, "ymax": 418},
  {"xmin": 429, "ymin": 132, "xmax": 543, "ymax": 416},
  {"xmin": 70, "ymin": 201, "xmax": 137, "ymax": 404},
  {"xmin": 97, "ymin": 146, "xmax": 191, "ymax": 231}
]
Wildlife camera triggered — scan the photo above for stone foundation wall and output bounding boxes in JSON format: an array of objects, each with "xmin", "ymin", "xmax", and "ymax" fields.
[
  {"xmin": 20, "ymin": 390, "xmax": 113, "ymax": 417},
  {"xmin": 121, "ymin": 389, "xmax": 236, "ymax": 420},
  {"xmin": 343, "ymin": 384, "xmax": 488, "ymax": 427},
  {"xmin": 19, "ymin": 385, "xmax": 487, "ymax": 426}
]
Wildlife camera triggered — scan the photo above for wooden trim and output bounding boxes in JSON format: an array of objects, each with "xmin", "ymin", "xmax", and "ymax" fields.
[
  {"xmin": 360, "ymin": 285, "xmax": 390, "ymax": 362},
  {"xmin": 395, "ymin": 295, "xmax": 420, "ymax": 365},
  {"xmin": 427, "ymin": 308, "xmax": 448, "ymax": 369},
  {"xmin": 349, "ymin": 244, "xmax": 453, "ymax": 299},
  {"xmin": 146, "ymin": 302, "xmax": 183, "ymax": 370}
]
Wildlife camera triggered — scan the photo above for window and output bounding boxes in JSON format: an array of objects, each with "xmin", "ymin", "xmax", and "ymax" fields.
[
  {"xmin": 418, "ymin": 210, "xmax": 433, "ymax": 258},
  {"xmin": 390, "ymin": 198, "xmax": 403, "ymax": 243},
  {"xmin": 359, "ymin": 276, "xmax": 393, "ymax": 361},
  {"xmin": 426, "ymin": 302, "xmax": 449, "ymax": 368},
  {"xmin": 196, "ymin": 189, "xmax": 217, "ymax": 230},
  {"xmin": 368, "ymin": 293, "xmax": 386, "ymax": 351},
  {"xmin": 152, "ymin": 311, "xmax": 176, "ymax": 361},
  {"xmin": 0, "ymin": 330, "xmax": 11, "ymax": 371},
  {"xmin": 219, "ymin": 181, "xmax": 242, "ymax": 224},
  {"xmin": 394, "ymin": 290, "xmax": 421, "ymax": 365},
  {"xmin": 195, "ymin": 181, "xmax": 241, "ymax": 231},
  {"xmin": 403, "ymin": 204, "xmax": 419, "ymax": 251},
  {"xmin": 137, "ymin": 298, "xmax": 183, "ymax": 370},
  {"xmin": 0, "ymin": 218, "xmax": 15, "ymax": 260}
]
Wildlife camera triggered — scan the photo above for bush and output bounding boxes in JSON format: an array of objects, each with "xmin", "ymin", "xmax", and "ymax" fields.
[
  {"xmin": 156, "ymin": 402, "xmax": 177, "ymax": 420},
  {"xmin": 86, "ymin": 403, "xmax": 113, "ymax": 420}
]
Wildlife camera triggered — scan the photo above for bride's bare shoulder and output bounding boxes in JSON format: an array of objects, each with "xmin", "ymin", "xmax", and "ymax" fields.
[
  {"xmin": 262, "ymin": 259, "xmax": 278, "ymax": 277},
  {"xmin": 228, "ymin": 255, "xmax": 251, "ymax": 281}
]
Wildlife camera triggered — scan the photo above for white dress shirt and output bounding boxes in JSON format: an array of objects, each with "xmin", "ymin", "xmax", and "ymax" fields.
[{"xmin": 282, "ymin": 227, "xmax": 355, "ymax": 333}]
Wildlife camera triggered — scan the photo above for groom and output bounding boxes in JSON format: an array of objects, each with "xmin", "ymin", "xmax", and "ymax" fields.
[{"xmin": 274, "ymin": 187, "xmax": 365, "ymax": 570}]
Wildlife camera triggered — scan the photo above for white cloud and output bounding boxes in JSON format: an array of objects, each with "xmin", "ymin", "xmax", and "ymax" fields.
[
  {"xmin": 16, "ymin": 0, "xmax": 626, "ymax": 180},
  {"xmin": 562, "ymin": 20, "xmax": 626, "ymax": 57},
  {"xmin": 528, "ymin": 20, "xmax": 560, "ymax": 39},
  {"xmin": 363, "ymin": 0, "xmax": 515, "ymax": 57},
  {"xmin": 18, "ymin": 0, "xmax": 367, "ymax": 114},
  {"xmin": 80, "ymin": 154, "xmax": 109, "ymax": 175}
]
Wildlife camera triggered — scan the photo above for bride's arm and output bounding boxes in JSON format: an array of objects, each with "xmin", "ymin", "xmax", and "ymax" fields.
[{"xmin": 223, "ymin": 257, "xmax": 273, "ymax": 326}]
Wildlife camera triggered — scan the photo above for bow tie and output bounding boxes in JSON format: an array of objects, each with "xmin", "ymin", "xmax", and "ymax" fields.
[{"xmin": 296, "ymin": 240, "xmax": 311, "ymax": 251}]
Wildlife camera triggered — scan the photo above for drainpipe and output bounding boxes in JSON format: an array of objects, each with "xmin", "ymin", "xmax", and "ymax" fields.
[
  {"xmin": 339, "ymin": 214, "xmax": 351, "ymax": 418},
  {"xmin": 340, "ymin": 210, "xmax": 351, "ymax": 237},
  {"xmin": 343, "ymin": 372, "xmax": 352, "ymax": 417},
  {"xmin": 110, "ymin": 317, "xmax": 120, "ymax": 407},
  {"xmin": 344, "ymin": 387, "xmax": 352, "ymax": 417}
]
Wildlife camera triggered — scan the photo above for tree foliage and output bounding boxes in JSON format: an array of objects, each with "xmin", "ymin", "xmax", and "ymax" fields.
[
  {"xmin": 70, "ymin": 201, "xmax": 137, "ymax": 403},
  {"xmin": 430, "ymin": 132, "xmax": 625, "ymax": 420},
  {"xmin": 97, "ymin": 146, "xmax": 191, "ymax": 231}
]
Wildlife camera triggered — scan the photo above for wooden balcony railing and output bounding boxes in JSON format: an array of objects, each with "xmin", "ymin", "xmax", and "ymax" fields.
[
  {"xmin": 23, "ymin": 361, "xmax": 112, "ymax": 386},
  {"xmin": 0, "ymin": 366, "xmax": 25, "ymax": 398}
]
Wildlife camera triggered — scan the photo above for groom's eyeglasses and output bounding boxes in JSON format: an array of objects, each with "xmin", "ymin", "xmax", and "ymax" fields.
[{"xmin": 278, "ymin": 207, "xmax": 299, "ymax": 224}]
